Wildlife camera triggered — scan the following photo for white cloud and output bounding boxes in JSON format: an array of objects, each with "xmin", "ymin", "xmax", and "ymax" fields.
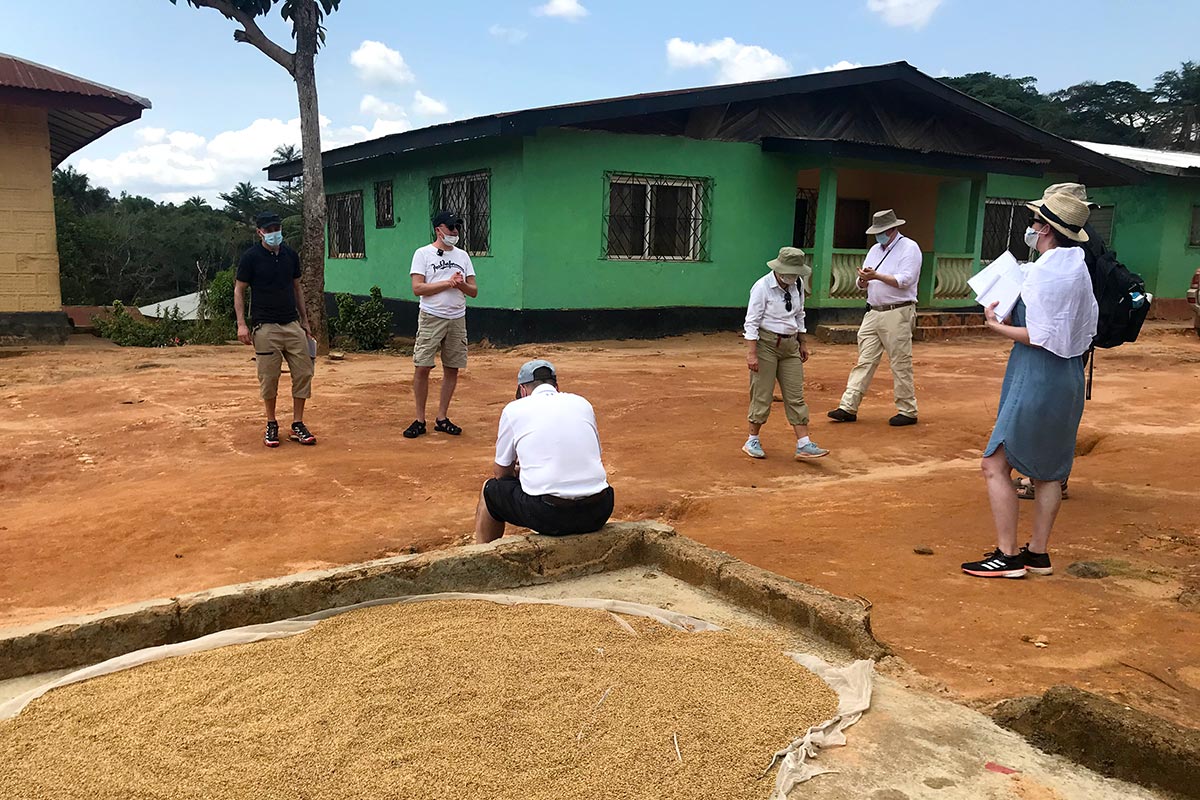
[
  {"xmin": 866, "ymin": 0, "xmax": 943, "ymax": 29},
  {"xmin": 413, "ymin": 91, "xmax": 448, "ymax": 117},
  {"xmin": 666, "ymin": 37, "xmax": 791, "ymax": 84},
  {"xmin": 73, "ymin": 113, "xmax": 411, "ymax": 204},
  {"xmin": 533, "ymin": 0, "xmax": 588, "ymax": 21},
  {"xmin": 809, "ymin": 60, "xmax": 865, "ymax": 74},
  {"xmin": 349, "ymin": 40, "xmax": 415, "ymax": 86},
  {"xmin": 489, "ymin": 24, "xmax": 528, "ymax": 43},
  {"xmin": 359, "ymin": 94, "xmax": 408, "ymax": 120},
  {"xmin": 135, "ymin": 127, "xmax": 167, "ymax": 144}
]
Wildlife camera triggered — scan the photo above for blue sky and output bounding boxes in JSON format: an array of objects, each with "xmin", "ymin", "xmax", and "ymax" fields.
[{"xmin": 2, "ymin": 0, "xmax": 1194, "ymax": 203}]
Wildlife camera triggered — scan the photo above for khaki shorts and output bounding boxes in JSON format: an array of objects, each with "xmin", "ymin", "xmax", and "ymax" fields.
[
  {"xmin": 253, "ymin": 321, "xmax": 314, "ymax": 400},
  {"xmin": 413, "ymin": 310, "xmax": 468, "ymax": 369}
]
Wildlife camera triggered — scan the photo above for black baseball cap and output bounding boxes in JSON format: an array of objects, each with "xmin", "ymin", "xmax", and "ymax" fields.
[
  {"xmin": 431, "ymin": 210, "xmax": 463, "ymax": 229},
  {"xmin": 255, "ymin": 211, "xmax": 282, "ymax": 229}
]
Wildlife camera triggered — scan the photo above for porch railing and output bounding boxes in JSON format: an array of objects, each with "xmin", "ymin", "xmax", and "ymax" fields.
[
  {"xmin": 828, "ymin": 249, "xmax": 868, "ymax": 299},
  {"xmin": 932, "ymin": 254, "xmax": 976, "ymax": 301}
]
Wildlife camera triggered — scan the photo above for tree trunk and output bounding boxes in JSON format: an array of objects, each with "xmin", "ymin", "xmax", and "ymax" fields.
[{"xmin": 292, "ymin": 1, "xmax": 328, "ymax": 352}]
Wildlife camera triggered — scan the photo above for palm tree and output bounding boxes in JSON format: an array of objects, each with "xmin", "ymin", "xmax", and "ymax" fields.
[
  {"xmin": 182, "ymin": 195, "xmax": 211, "ymax": 211},
  {"xmin": 219, "ymin": 181, "xmax": 267, "ymax": 227},
  {"xmin": 271, "ymin": 143, "xmax": 301, "ymax": 165}
]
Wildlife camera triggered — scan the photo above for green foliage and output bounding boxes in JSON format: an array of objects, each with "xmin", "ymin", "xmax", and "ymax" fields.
[
  {"xmin": 94, "ymin": 302, "xmax": 184, "ymax": 348},
  {"xmin": 332, "ymin": 287, "xmax": 394, "ymax": 351},
  {"xmin": 943, "ymin": 61, "xmax": 1200, "ymax": 152}
]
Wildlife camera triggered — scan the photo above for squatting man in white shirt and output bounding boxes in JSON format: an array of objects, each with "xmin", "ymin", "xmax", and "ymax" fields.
[
  {"xmin": 828, "ymin": 209, "xmax": 922, "ymax": 427},
  {"xmin": 474, "ymin": 360, "xmax": 615, "ymax": 543}
]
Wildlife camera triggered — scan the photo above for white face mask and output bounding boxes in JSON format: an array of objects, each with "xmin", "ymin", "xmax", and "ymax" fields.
[
  {"xmin": 262, "ymin": 230, "xmax": 283, "ymax": 247},
  {"xmin": 1023, "ymin": 226, "xmax": 1043, "ymax": 249},
  {"xmin": 875, "ymin": 232, "xmax": 891, "ymax": 246},
  {"xmin": 442, "ymin": 233, "xmax": 460, "ymax": 246},
  {"xmin": 776, "ymin": 273, "xmax": 797, "ymax": 286}
]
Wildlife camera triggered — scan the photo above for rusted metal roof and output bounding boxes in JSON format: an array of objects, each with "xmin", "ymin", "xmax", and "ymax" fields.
[{"xmin": 0, "ymin": 53, "xmax": 151, "ymax": 167}]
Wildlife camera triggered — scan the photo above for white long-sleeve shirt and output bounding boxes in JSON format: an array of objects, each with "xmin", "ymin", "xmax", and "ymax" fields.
[
  {"xmin": 1022, "ymin": 246, "xmax": 1098, "ymax": 359},
  {"xmin": 743, "ymin": 272, "xmax": 805, "ymax": 340},
  {"xmin": 857, "ymin": 234, "xmax": 922, "ymax": 306}
]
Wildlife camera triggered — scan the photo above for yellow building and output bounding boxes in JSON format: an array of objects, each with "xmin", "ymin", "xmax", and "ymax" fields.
[{"xmin": 0, "ymin": 54, "xmax": 149, "ymax": 343}]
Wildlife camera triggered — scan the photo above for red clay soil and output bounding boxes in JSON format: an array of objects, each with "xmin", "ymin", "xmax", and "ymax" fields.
[{"xmin": 1, "ymin": 327, "xmax": 1198, "ymax": 728}]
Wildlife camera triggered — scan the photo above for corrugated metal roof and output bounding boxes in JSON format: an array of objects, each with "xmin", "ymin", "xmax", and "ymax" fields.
[
  {"xmin": 0, "ymin": 53, "xmax": 151, "ymax": 167},
  {"xmin": 1074, "ymin": 140, "xmax": 1200, "ymax": 177},
  {"xmin": 0, "ymin": 52, "xmax": 151, "ymax": 107}
]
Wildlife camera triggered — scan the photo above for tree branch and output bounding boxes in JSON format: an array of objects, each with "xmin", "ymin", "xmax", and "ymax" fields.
[{"xmin": 187, "ymin": 0, "xmax": 295, "ymax": 74}]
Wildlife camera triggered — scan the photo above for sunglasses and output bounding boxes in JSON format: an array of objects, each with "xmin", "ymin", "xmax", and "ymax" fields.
[{"xmin": 782, "ymin": 286, "xmax": 793, "ymax": 312}]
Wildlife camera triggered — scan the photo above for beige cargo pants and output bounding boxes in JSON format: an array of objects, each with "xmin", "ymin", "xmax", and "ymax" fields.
[{"xmin": 838, "ymin": 305, "xmax": 918, "ymax": 418}]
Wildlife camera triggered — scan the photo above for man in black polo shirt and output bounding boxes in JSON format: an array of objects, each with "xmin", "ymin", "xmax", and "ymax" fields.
[{"xmin": 234, "ymin": 211, "xmax": 317, "ymax": 447}]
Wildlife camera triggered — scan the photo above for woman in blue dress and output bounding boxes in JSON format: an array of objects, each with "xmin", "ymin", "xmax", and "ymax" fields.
[{"xmin": 962, "ymin": 192, "xmax": 1099, "ymax": 579}]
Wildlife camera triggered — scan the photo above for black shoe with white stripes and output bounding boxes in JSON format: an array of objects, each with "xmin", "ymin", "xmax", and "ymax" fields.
[{"xmin": 961, "ymin": 548, "xmax": 1026, "ymax": 579}]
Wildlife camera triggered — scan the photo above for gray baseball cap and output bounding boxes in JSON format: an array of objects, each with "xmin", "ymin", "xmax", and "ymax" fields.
[{"xmin": 517, "ymin": 359, "xmax": 556, "ymax": 384}]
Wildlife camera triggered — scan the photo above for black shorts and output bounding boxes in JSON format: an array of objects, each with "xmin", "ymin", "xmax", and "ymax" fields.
[{"xmin": 483, "ymin": 477, "xmax": 614, "ymax": 536}]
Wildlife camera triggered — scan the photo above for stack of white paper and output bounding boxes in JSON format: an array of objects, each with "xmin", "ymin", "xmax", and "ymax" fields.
[{"xmin": 968, "ymin": 251, "xmax": 1025, "ymax": 320}]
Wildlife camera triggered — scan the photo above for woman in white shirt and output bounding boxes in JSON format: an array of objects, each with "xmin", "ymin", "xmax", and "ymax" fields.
[
  {"xmin": 741, "ymin": 247, "xmax": 830, "ymax": 461},
  {"xmin": 962, "ymin": 193, "xmax": 1098, "ymax": 579}
]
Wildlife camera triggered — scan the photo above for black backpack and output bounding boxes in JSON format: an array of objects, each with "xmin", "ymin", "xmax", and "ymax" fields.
[{"xmin": 1088, "ymin": 247, "xmax": 1150, "ymax": 349}]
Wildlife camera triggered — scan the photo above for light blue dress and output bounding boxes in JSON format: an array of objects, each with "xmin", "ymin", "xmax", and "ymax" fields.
[{"xmin": 983, "ymin": 300, "xmax": 1087, "ymax": 482}]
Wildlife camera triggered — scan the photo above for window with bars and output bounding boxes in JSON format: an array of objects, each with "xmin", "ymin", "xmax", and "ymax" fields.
[
  {"xmin": 603, "ymin": 172, "xmax": 712, "ymax": 261},
  {"xmin": 374, "ymin": 180, "xmax": 394, "ymax": 228},
  {"xmin": 430, "ymin": 171, "xmax": 490, "ymax": 255},
  {"xmin": 1190, "ymin": 206, "xmax": 1200, "ymax": 247},
  {"xmin": 327, "ymin": 191, "xmax": 365, "ymax": 258},
  {"xmin": 1088, "ymin": 204, "xmax": 1115, "ymax": 246},
  {"xmin": 793, "ymin": 189, "xmax": 817, "ymax": 249},
  {"xmin": 982, "ymin": 198, "xmax": 1030, "ymax": 263}
]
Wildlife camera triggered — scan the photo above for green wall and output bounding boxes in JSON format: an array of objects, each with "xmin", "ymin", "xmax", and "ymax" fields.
[
  {"xmin": 1091, "ymin": 175, "xmax": 1200, "ymax": 298},
  {"xmin": 323, "ymin": 137, "xmax": 526, "ymax": 310},
  {"xmin": 519, "ymin": 128, "xmax": 796, "ymax": 310}
]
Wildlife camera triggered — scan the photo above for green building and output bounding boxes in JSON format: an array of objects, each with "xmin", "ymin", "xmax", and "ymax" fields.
[{"xmin": 268, "ymin": 62, "xmax": 1149, "ymax": 342}]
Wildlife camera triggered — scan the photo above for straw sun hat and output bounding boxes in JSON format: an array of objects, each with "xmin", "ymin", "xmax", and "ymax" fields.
[{"xmin": 1025, "ymin": 192, "xmax": 1090, "ymax": 243}]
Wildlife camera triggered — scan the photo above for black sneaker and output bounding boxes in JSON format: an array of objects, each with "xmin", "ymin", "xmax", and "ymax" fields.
[
  {"xmin": 289, "ymin": 421, "xmax": 316, "ymax": 445},
  {"xmin": 827, "ymin": 408, "xmax": 858, "ymax": 423},
  {"xmin": 961, "ymin": 548, "xmax": 1026, "ymax": 579},
  {"xmin": 889, "ymin": 414, "xmax": 918, "ymax": 427},
  {"xmin": 264, "ymin": 420, "xmax": 280, "ymax": 448},
  {"xmin": 403, "ymin": 419, "xmax": 427, "ymax": 439},
  {"xmin": 1020, "ymin": 545, "xmax": 1053, "ymax": 575}
]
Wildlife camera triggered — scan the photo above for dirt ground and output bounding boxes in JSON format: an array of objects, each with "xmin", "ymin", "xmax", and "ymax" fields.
[{"xmin": 2, "ymin": 325, "xmax": 1198, "ymax": 730}]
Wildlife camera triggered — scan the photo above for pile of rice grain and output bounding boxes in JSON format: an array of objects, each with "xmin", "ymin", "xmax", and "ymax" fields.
[{"xmin": 0, "ymin": 600, "xmax": 839, "ymax": 800}]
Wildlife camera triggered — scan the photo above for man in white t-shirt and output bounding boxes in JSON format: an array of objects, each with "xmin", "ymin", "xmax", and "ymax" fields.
[
  {"xmin": 475, "ymin": 359, "xmax": 615, "ymax": 543},
  {"xmin": 827, "ymin": 209, "xmax": 923, "ymax": 427},
  {"xmin": 404, "ymin": 210, "xmax": 479, "ymax": 439}
]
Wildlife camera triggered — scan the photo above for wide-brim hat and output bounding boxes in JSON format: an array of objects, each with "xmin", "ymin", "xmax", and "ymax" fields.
[
  {"xmin": 767, "ymin": 246, "xmax": 811, "ymax": 280},
  {"xmin": 1026, "ymin": 192, "xmax": 1090, "ymax": 243},
  {"xmin": 1036, "ymin": 182, "xmax": 1099, "ymax": 210},
  {"xmin": 866, "ymin": 209, "xmax": 906, "ymax": 235}
]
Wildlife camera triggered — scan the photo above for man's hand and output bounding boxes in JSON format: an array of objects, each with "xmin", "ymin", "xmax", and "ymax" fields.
[
  {"xmin": 747, "ymin": 352, "xmax": 759, "ymax": 372},
  {"xmin": 449, "ymin": 272, "xmax": 466, "ymax": 288},
  {"xmin": 857, "ymin": 267, "xmax": 877, "ymax": 282},
  {"xmin": 799, "ymin": 340, "xmax": 810, "ymax": 363},
  {"xmin": 237, "ymin": 324, "xmax": 252, "ymax": 346}
]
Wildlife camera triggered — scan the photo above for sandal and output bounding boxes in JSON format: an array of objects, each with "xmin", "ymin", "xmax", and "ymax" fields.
[
  {"xmin": 403, "ymin": 419, "xmax": 427, "ymax": 439},
  {"xmin": 1013, "ymin": 477, "xmax": 1069, "ymax": 500},
  {"xmin": 435, "ymin": 417, "xmax": 462, "ymax": 435}
]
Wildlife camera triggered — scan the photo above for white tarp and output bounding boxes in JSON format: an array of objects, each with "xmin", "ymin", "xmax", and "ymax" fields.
[{"xmin": 0, "ymin": 592, "xmax": 873, "ymax": 795}]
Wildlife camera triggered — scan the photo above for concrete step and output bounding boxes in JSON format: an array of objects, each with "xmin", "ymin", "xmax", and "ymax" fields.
[{"xmin": 814, "ymin": 310, "xmax": 990, "ymax": 345}]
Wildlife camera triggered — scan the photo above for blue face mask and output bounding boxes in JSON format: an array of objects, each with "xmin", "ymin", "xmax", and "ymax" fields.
[
  {"xmin": 875, "ymin": 232, "xmax": 891, "ymax": 246},
  {"xmin": 263, "ymin": 230, "xmax": 283, "ymax": 247}
]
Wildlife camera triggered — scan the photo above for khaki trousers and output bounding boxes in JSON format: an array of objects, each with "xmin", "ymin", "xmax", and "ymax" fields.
[
  {"xmin": 839, "ymin": 305, "xmax": 917, "ymax": 417},
  {"xmin": 748, "ymin": 332, "xmax": 809, "ymax": 426},
  {"xmin": 253, "ymin": 321, "xmax": 314, "ymax": 400}
]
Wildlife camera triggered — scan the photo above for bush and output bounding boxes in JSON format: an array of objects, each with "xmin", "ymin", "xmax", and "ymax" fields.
[
  {"xmin": 94, "ymin": 301, "xmax": 180, "ymax": 347},
  {"xmin": 205, "ymin": 267, "xmax": 239, "ymax": 321},
  {"xmin": 93, "ymin": 301, "xmax": 235, "ymax": 347},
  {"xmin": 332, "ymin": 286, "xmax": 394, "ymax": 350}
]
